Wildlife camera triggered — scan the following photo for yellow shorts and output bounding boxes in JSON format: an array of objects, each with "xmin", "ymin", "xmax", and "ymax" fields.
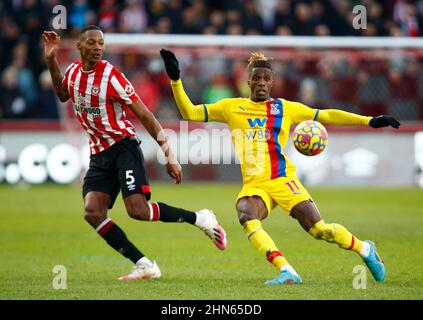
[{"xmin": 236, "ymin": 175, "xmax": 313, "ymax": 214}]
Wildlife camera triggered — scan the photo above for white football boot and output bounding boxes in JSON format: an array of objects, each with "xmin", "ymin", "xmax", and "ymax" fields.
[
  {"xmin": 118, "ymin": 260, "xmax": 161, "ymax": 281},
  {"xmin": 195, "ymin": 209, "xmax": 227, "ymax": 250}
]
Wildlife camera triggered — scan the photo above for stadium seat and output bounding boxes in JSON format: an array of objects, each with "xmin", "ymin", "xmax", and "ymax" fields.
[
  {"xmin": 418, "ymin": 74, "xmax": 423, "ymax": 99},
  {"xmin": 358, "ymin": 75, "xmax": 389, "ymax": 102},
  {"xmin": 388, "ymin": 100, "xmax": 418, "ymax": 121},
  {"xmin": 359, "ymin": 59, "xmax": 388, "ymax": 74},
  {"xmin": 299, "ymin": 59, "xmax": 320, "ymax": 75},
  {"xmin": 330, "ymin": 76, "xmax": 357, "ymax": 102},
  {"xmin": 272, "ymin": 76, "xmax": 299, "ymax": 101},
  {"xmin": 359, "ymin": 102, "xmax": 387, "ymax": 117},
  {"xmin": 389, "ymin": 75, "xmax": 418, "ymax": 100},
  {"xmin": 331, "ymin": 101, "xmax": 361, "ymax": 115}
]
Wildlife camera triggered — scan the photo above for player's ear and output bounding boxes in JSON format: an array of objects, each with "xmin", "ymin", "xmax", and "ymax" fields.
[
  {"xmin": 247, "ymin": 72, "xmax": 252, "ymax": 86},
  {"xmin": 76, "ymin": 41, "xmax": 81, "ymax": 50}
]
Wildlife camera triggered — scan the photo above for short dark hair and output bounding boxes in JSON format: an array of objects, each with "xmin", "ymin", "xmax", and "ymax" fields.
[{"xmin": 79, "ymin": 25, "xmax": 102, "ymax": 37}]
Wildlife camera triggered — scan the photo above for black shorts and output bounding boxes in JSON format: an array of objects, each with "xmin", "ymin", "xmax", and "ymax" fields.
[{"xmin": 82, "ymin": 137, "xmax": 151, "ymax": 209}]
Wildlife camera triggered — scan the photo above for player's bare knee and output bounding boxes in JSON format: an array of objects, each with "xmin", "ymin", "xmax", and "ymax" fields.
[
  {"xmin": 237, "ymin": 204, "xmax": 254, "ymax": 225},
  {"xmin": 84, "ymin": 205, "xmax": 106, "ymax": 227},
  {"xmin": 124, "ymin": 194, "xmax": 150, "ymax": 220},
  {"xmin": 238, "ymin": 212, "xmax": 255, "ymax": 226},
  {"xmin": 237, "ymin": 198, "xmax": 263, "ymax": 225}
]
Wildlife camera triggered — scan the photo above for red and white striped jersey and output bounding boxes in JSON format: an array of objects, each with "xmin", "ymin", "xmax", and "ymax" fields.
[{"xmin": 62, "ymin": 60, "xmax": 140, "ymax": 154}]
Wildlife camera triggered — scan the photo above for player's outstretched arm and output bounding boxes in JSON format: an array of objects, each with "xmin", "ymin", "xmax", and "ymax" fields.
[
  {"xmin": 128, "ymin": 100, "xmax": 182, "ymax": 184},
  {"xmin": 317, "ymin": 109, "xmax": 400, "ymax": 129},
  {"xmin": 160, "ymin": 49, "xmax": 206, "ymax": 122},
  {"xmin": 42, "ymin": 31, "xmax": 70, "ymax": 102}
]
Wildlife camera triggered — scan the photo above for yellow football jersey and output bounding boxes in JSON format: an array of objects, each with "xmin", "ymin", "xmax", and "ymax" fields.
[
  {"xmin": 201, "ymin": 97, "xmax": 318, "ymax": 184},
  {"xmin": 170, "ymin": 79, "xmax": 371, "ymax": 185}
]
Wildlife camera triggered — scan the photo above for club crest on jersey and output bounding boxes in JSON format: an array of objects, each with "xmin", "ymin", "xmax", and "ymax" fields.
[
  {"xmin": 125, "ymin": 84, "xmax": 134, "ymax": 95},
  {"xmin": 91, "ymin": 85, "xmax": 100, "ymax": 96},
  {"xmin": 270, "ymin": 103, "xmax": 280, "ymax": 115}
]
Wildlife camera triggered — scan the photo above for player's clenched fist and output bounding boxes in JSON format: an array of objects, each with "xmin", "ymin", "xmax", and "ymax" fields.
[{"xmin": 42, "ymin": 31, "xmax": 61, "ymax": 61}]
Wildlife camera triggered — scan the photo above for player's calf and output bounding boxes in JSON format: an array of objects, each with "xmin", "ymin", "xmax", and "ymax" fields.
[
  {"xmin": 124, "ymin": 194, "xmax": 150, "ymax": 220},
  {"xmin": 308, "ymin": 220, "xmax": 386, "ymax": 281},
  {"xmin": 95, "ymin": 217, "xmax": 145, "ymax": 263},
  {"xmin": 124, "ymin": 194, "xmax": 227, "ymax": 249},
  {"xmin": 308, "ymin": 220, "xmax": 336, "ymax": 241},
  {"xmin": 124, "ymin": 194, "xmax": 197, "ymax": 223},
  {"xmin": 308, "ymin": 220, "xmax": 370, "ymax": 257},
  {"xmin": 126, "ymin": 204, "xmax": 150, "ymax": 220}
]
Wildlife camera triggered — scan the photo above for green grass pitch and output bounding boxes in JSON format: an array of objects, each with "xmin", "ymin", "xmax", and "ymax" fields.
[{"xmin": 0, "ymin": 183, "xmax": 422, "ymax": 300}]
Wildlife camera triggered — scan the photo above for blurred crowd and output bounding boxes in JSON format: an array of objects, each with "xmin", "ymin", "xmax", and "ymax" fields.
[
  {"xmin": 1, "ymin": 0, "xmax": 423, "ymax": 121},
  {"xmin": 117, "ymin": 47, "xmax": 423, "ymax": 122}
]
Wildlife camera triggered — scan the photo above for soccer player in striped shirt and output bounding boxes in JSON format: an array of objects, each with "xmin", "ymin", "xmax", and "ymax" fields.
[
  {"xmin": 161, "ymin": 49, "xmax": 401, "ymax": 285},
  {"xmin": 42, "ymin": 26, "xmax": 227, "ymax": 281}
]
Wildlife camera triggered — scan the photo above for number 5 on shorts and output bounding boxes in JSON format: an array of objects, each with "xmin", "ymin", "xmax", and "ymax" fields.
[{"xmin": 126, "ymin": 170, "xmax": 136, "ymax": 191}]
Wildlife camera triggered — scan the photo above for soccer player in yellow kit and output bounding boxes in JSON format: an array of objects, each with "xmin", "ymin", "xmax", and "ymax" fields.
[{"xmin": 160, "ymin": 49, "xmax": 400, "ymax": 285}]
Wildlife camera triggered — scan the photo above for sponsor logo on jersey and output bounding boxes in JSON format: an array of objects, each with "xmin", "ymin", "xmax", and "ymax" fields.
[
  {"xmin": 247, "ymin": 117, "xmax": 268, "ymax": 128},
  {"xmin": 245, "ymin": 128, "xmax": 271, "ymax": 141},
  {"xmin": 75, "ymin": 93, "xmax": 101, "ymax": 118}
]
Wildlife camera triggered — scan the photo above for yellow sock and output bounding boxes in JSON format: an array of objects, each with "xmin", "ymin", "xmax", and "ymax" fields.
[
  {"xmin": 308, "ymin": 220, "xmax": 363, "ymax": 254},
  {"xmin": 243, "ymin": 219, "xmax": 288, "ymax": 269}
]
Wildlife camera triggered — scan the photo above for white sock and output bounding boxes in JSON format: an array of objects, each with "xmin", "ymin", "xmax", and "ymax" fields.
[
  {"xmin": 136, "ymin": 257, "xmax": 153, "ymax": 267},
  {"xmin": 359, "ymin": 241, "xmax": 371, "ymax": 258},
  {"xmin": 281, "ymin": 264, "xmax": 300, "ymax": 277}
]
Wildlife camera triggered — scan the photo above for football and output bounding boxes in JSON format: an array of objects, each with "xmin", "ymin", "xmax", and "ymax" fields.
[{"xmin": 292, "ymin": 120, "xmax": 328, "ymax": 156}]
